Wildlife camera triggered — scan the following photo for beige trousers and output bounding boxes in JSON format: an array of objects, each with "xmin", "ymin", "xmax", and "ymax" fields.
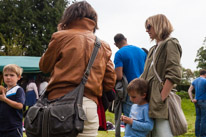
[
  {"xmin": 77, "ymin": 97, "xmax": 99, "ymax": 137},
  {"xmin": 152, "ymin": 118, "xmax": 173, "ymax": 137}
]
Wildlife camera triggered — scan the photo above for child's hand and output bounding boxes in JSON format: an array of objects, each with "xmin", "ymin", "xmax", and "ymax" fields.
[
  {"xmin": 0, "ymin": 91, "xmax": 6, "ymax": 101},
  {"xmin": 0, "ymin": 86, "xmax": 6, "ymax": 101},
  {"xmin": 0, "ymin": 85, "xmax": 5, "ymax": 94},
  {"xmin": 121, "ymin": 115, "xmax": 133, "ymax": 125}
]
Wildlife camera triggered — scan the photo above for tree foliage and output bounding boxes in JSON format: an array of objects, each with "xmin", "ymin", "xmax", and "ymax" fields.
[
  {"xmin": 193, "ymin": 70, "xmax": 200, "ymax": 78},
  {"xmin": 180, "ymin": 67, "xmax": 194, "ymax": 85},
  {"xmin": 0, "ymin": 0, "xmax": 70, "ymax": 56},
  {"xmin": 195, "ymin": 37, "xmax": 206, "ymax": 69},
  {"xmin": 177, "ymin": 67, "xmax": 196, "ymax": 92},
  {"xmin": 0, "ymin": 31, "xmax": 27, "ymax": 55}
]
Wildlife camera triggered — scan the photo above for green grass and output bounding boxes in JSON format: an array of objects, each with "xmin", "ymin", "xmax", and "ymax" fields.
[
  {"xmin": 177, "ymin": 99, "xmax": 196, "ymax": 137},
  {"xmin": 23, "ymin": 98, "xmax": 196, "ymax": 137}
]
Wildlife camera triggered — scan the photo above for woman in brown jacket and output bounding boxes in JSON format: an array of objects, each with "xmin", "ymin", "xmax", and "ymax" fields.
[
  {"xmin": 141, "ymin": 14, "xmax": 182, "ymax": 137},
  {"xmin": 39, "ymin": 1, "xmax": 116, "ymax": 137}
]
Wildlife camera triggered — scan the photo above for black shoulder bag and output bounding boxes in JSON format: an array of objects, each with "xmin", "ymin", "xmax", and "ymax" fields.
[{"xmin": 24, "ymin": 36, "xmax": 101, "ymax": 137}]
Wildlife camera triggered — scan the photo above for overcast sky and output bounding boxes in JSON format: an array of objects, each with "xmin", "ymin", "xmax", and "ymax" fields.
[{"xmin": 82, "ymin": 0, "xmax": 206, "ymax": 71}]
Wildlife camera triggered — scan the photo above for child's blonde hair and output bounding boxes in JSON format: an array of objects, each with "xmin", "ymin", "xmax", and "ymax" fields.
[
  {"xmin": 3, "ymin": 64, "xmax": 23, "ymax": 77},
  {"xmin": 127, "ymin": 78, "xmax": 148, "ymax": 96}
]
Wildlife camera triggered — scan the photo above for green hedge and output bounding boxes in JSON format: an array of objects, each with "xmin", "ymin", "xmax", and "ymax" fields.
[
  {"xmin": 176, "ymin": 84, "xmax": 190, "ymax": 92},
  {"xmin": 176, "ymin": 91, "xmax": 190, "ymax": 99}
]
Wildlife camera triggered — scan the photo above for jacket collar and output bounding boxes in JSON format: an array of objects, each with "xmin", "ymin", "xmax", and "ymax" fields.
[{"xmin": 67, "ymin": 18, "xmax": 96, "ymax": 32}]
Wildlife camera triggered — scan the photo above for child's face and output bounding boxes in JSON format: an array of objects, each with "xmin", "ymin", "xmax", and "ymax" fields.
[
  {"xmin": 3, "ymin": 70, "xmax": 20, "ymax": 89},
  {"xmin": 129, "ymin": 90, "xmax": 146, "ymax": 105}
]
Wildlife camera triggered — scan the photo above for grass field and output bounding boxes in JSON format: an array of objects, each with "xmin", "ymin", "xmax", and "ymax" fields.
[
  {"xmin": 23, "ymin": 98, "xmax": 196, "ymax": 137},
  {"xmin": 178, "ymin": 99, "xmax": 196, "ymax": 137}
]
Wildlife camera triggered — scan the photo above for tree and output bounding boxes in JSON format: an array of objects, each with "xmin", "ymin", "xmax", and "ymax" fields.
[
  {"xmin": 0, "ymin": 0, "xmax": 71, "ymax": 56},
  {"xmin": 195, "ymin": 37, "xmax": 206, "ymax": 69},
  {"xmin": 181, "ymin": 67, "xmax": 194, "ymax": 85},
  {"xmin": 193, "ymin": 70, "xmax": 200, "ymax": 78},
  {"xmin": 0, "ymin": 30, "xmax": 27, "ymax": 55},
  {"xmin": 176, "ymin": 67, "xmax": 195, "ymax": 92}
]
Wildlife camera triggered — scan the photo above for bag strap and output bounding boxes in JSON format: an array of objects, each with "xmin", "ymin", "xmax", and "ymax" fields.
[
  {"xmin": 82, "ymin": 36, "xmax": 101, "ymax": 85},
  {"xmin": 152, "ymin": 40, "xmax": 177, "ymax": 92},
  {"xmin": 152, "ymin": 37, "xmax": 170, "ymax": 85},
  {"xmin": 152, "ymin": 49, "xmax": 164, "ymax": 85}
]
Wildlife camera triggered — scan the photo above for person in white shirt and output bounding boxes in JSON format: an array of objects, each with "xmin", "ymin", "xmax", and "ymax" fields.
[
  {"xmin": 25, "ymin": 76, "xmax": 38, "ymax": 107},
  {"xmin": 39, "ymin": 76, "xmax": 49, "ymax": 96}
]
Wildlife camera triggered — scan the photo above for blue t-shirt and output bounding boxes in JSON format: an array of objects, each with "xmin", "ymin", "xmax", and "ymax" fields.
[
  {"xmin": 114, "ymin": 45, "xmax": 146, "ymax": 83},
  {"xmin": 124, "ymin": 104, "xmax": 154, "ymax": 137},
  {"xmin": 0, "ymin": 85, "xmax": 25, "ymax": 131},
  {"xmin": 114, "ymin": 45, "xmax": 147, "ymax": 117},
  {"xmin": 192, "ymin": 77, "xmax": 206, "ymax": 100}
]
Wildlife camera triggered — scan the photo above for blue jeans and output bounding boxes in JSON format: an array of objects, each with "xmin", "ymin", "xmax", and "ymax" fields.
[
  {"xmin": 195, "ymin": 100, "xmax": 206, "ymax": 137},
  {"xmin": 122, "ymin": 94, "xmax": 133, "ymax": 117}
]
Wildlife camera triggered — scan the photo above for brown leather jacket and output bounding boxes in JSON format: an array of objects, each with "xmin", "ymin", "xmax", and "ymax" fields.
[{"xmin": 39, "ymin": 18, "xmax": 116, "ymax": 104}]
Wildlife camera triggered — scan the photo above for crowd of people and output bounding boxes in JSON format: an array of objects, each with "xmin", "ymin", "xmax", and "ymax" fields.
[{"xmin": 0, "ymin": 1, "xmax": 205, "ymax": 137}]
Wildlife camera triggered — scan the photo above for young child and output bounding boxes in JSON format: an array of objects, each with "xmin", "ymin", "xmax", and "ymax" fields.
[
  {"xmin": 121, "ymin": 78, "xmax": 154, "ymax": 137},
  {"xmin": 0, "ymin": 64, "xmax": 25, "ymax": 137}
]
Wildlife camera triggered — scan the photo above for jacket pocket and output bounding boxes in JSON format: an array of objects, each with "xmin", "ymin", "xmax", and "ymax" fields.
[{"xmin": 150, "ymin": 80, "xmax": 165, "ymax": 111}]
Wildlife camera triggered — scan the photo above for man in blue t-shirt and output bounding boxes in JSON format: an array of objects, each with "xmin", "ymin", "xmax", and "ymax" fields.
[
  {"xmin": 188, "ymin": 69, "xmax": 206, "ymax": 137},
  {"xmin": 114, "ymin": 33, "xmax": 147, "ymax": 117}
]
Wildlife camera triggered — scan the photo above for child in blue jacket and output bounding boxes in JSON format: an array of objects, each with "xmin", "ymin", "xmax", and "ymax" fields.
[{"xmin": 121, "ymin": 78, "xmax": 153, "ymax": 137}]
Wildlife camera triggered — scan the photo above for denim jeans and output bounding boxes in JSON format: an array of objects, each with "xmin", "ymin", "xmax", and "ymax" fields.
[
  {"xmin": 122, "ymin": 94, "xmax": 133, "ymax": 117},
  {"xmin": 195, "ymin": 100, "xmax": 206, "ymax": 137}
]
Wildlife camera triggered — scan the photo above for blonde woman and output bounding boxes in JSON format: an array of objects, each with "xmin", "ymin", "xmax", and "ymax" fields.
[{"xmin": 141, "ymin": 14, "xmax": 182, "ymax": 137}]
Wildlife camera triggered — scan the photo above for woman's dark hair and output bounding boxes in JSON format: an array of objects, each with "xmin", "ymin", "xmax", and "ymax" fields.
[{"xmin": 59, "ymin": 1, "xmax": 98, "ymax": 32}]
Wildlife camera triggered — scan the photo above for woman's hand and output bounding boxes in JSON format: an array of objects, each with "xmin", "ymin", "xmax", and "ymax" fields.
[{"xmin": 161, "ymin": 79, "xmax": 174, "ymax": 101}]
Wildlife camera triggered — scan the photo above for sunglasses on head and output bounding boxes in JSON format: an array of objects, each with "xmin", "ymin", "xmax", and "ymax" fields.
[{"xmin": 146, "ymin": 24, "xmax": 151, "ymax": 31}]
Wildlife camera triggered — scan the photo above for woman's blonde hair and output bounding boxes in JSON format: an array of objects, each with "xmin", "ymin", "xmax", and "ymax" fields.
[
  {"xmin": 3, "ymin": 64, "xmax": 23, "ymax": 77},
  {"xmin": 145, "ymin": 14, "xmax": 173, "ymax": 41}
]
